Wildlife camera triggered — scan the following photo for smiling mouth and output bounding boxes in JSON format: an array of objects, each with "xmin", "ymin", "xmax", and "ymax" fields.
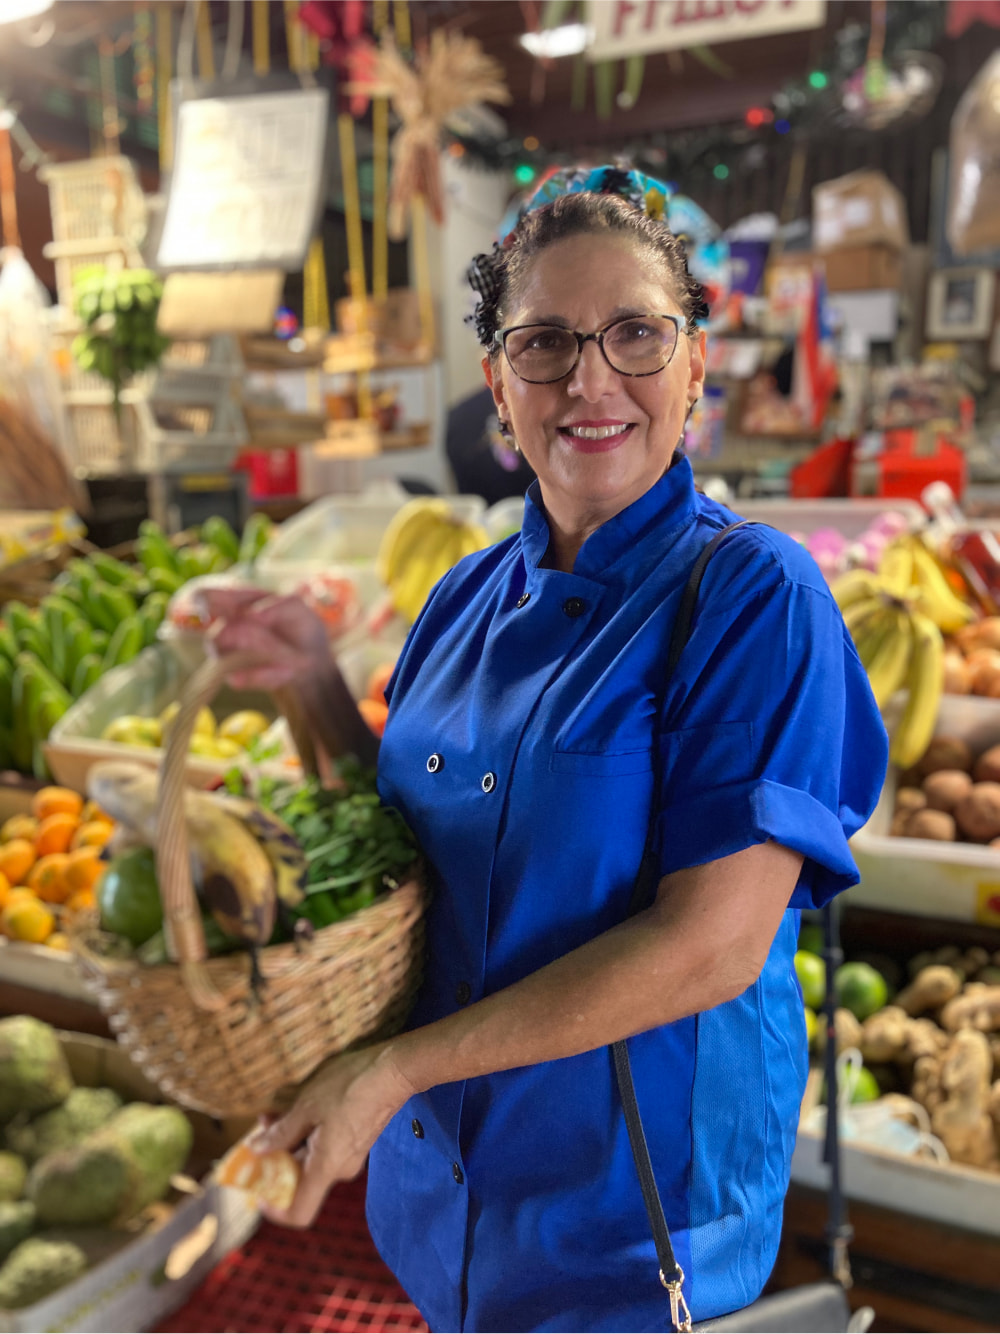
[{"xmin": 558, "ymin": 422, "xmax": 636, "ymax": 451}]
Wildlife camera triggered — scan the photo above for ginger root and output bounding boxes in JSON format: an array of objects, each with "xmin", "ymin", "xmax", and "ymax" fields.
[
  {"xmin": 861, "ymin": 1008, "xmax": 949, "ymax": 1065},
  {"xmin": 930, "ymin": 1031, "xmax": 998, "ymax": 1169},
  {"xmin": 939, "ymin": 984, "xmax": 1000, "ymax": 1033},
  {"xmin": 895, "ymin": 965, "xmax": 963, "ymax": 1017}
]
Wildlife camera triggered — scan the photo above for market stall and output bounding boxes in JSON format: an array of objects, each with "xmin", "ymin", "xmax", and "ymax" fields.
[{"xmin": 0, "ymin": 0, "xmax": 999, "ymax": 1330}]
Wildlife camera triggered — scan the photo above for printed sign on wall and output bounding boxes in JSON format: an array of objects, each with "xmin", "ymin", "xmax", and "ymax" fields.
[{"xmin": 587, "ymin": 0, "xmax": 827, "ymax": 61}]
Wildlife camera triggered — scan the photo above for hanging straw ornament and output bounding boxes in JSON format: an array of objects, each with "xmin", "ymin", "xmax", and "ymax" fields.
[{"xmin": 347, "ymin": 29, "xmax": 510, "ymax": 240}]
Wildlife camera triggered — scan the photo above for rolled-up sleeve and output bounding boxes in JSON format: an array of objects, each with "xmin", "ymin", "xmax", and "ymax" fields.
[{"xmin": 657, "ymin": 569, "xmax": 888, "ymax": 909}]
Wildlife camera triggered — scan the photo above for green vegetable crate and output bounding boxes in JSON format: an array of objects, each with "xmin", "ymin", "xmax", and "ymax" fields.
[{"xmin": 0, "ymin": 1032, "xmax": 257, "ymax": 1334}]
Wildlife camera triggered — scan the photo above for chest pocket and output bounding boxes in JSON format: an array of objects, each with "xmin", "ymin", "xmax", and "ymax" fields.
[
  {"xmin": 661, "ymin": 719, "xmax": 755, "ymax": 795},
  {"xmin": 550, "ymin": 749, "xmax": 654, "ymax": 776}
]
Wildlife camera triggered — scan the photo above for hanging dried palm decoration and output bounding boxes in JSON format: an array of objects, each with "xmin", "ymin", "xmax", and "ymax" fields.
[{"xmin": 347, "ymin": 28, "xmax": 510, "ymax": 241}]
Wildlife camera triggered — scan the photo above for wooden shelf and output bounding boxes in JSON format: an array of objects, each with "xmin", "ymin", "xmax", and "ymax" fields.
[
  {"xmin": 314, "ymin": 419, "xmax": 432, "ymax": 459},
  {"xmin": 244, "ymin": 405, "xmax": 328, "ymax": 449},
  {"xmin": 324, "ymin": 331, "xmax": 435, "ymax": 375},
  {"xmin": 240, "ymin": 333, "xmax": 327, "ymax": 372}
]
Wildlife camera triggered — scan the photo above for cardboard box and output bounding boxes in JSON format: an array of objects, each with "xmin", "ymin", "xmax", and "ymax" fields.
[
  {"xmin": 823, "ymin": 243, "xmax": 903, "ymax": 292},
  {"xmin": 0, "ymin": 1033, "xmax": 258, "ymax": 1334},
  {"xmin": 813, "ymin": 170, "xmax": 909, "ymax": 253}
]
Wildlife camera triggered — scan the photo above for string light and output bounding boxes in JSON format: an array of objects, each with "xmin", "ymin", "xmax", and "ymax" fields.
[
  {"xmin": 513, "ymin": 162, "xmax": 536, "ymax": 186},
  {"xmin": 808, "ymin": 70, "xmax": 828, "ymax": 89},
  {"xmin": 522, "ymin": 135, "xmax": 539, "ymax": 151},
  {"xmin": 712, "ymin": 163, "xmax": 729, "ymax": 180},
  {"xmin": 745, "ymin": 106, "xmax": 771, "ymax": 128},
  {"xmin": 774, "ymin": 118, "xmax": 791, "ymax": 134}
]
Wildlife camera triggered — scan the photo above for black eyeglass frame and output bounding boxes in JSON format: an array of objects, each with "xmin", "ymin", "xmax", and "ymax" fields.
[{"xmin": 493, "ymin": 313, "xmax": 686, "ymax": 384}]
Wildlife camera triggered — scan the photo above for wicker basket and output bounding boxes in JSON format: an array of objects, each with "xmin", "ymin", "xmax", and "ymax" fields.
[{"xmin": 72, "ymin": 651, "xmax": 426, "ymax": 1119}]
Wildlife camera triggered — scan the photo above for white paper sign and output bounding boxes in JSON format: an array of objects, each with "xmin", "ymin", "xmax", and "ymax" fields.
[
  {"xmin": 587, "ymin": 0, "xmax": 827, "ymax": 61},
  {"xmin": 157, "ymin": 87, "xmax": 329, "ymax": 270}
]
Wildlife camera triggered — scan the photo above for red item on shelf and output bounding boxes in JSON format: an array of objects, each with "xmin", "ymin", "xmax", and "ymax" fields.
[
  {"xmin": 849, "ymin": 429, "xmax": 966, "ymax": 504},
  {"xmin": 156, "ymin": 1174, "xmax": 426, "ymax": 1334},
  {"xmin": 789, "ymin": 437, "xmax": 854, "ymax": 498},
  {"xmin": 235, "ymin": 449, "xmax": 300, "ymax": 500}
]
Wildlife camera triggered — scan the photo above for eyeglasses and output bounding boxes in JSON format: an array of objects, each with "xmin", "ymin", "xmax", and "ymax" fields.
[{"xmin": 494, "ymin": 314, "xmax": 684, "ymax": 385}]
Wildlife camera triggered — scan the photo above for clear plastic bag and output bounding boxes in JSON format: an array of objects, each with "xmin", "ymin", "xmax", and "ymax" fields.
[{"xmin": 947, "ymin": 50, "xmax": 1000, "ymax": 256}]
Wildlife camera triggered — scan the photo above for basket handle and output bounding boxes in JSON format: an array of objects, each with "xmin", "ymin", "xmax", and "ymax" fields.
[{"xmin": 156, "ymin": 650, "xmax": 317, "ymax": 1013}]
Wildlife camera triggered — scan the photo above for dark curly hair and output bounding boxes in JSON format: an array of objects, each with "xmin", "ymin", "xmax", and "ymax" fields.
[{"xmin": 467, "ymin": 192, "xmax": 708, "ymax": 352}]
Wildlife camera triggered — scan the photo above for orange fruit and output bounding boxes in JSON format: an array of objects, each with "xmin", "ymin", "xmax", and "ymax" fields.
[
  {"xmin": 27, "ymin": 853, "xmax": 72, "ymax": 904},
  {"xmin": 34, "ymin": 813, "xmax": 78, "ymax": 858},
  {"xmin": 81, "ymin": 800, "xmax": 112, "ymax": 824},
  {"xmin": 64, "ymin": 888, "xmax": 96, "ymax": 915},
  {"xmin": 0, "ymin": 871, "xmax": 9, "ymax": 909},
  {"xmin": 71, "ymin": 820, "xmax": 114, "ymax": 851},
  {"xmin": 366, "ymin": 663, "xmax": 396, "ymax": 704},
  {"xmin": 65, "ymin": 846, "xmax": 104, "ymax": 895},
  {"xmin": 357, "ymin": 697, "xmax": 389, "ymax": 738},
  {"xmin": 32, "ymin": 786, "xmax": 84, "ymax": 822},
  {"xmin": 1, "ymin": 896, "xmax": 54, "ymax": 944},
  {"xmin": 215, "ymin": 1141, "xmax": 301, "ymax": 1211},
  {"xmin": 0, "ymin": 839, "xmax": 36, "ymax": 887},
  {"xmin": 46, "ymin": 932, "xmax": 71, "ymax": 952},
  {"xmin": 0, "ymin": 814, "xmax": 37, "ymax": 843}
]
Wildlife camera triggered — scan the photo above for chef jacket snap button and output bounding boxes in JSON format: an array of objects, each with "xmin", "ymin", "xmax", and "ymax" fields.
[
  {"xmin": 426, "ymin": 753, "xmax": 444, "ymax": 773},
  {"xmin": 481, "ymin": 771, "xmax": 497, "ymax": 794},
  {"xmin": 562, "ymin": 597, "xmax": 586, "ymax": 618},
  {"xmin": 411, "ymin": 1118, "xmax": 424, "ymax": 1139},
  {"xmin": 455, "ymin": 981, "xmax": 472, "ymax": 1006},
  {"xmin": 516, "ymin": 592, "xmax": 531, "ymax": 608},
  {"xmin": 452, "ymin": 1162, "xmax": 464, "ymax": 1185}
]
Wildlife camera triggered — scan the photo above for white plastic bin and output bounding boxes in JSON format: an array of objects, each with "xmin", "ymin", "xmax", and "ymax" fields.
[
  {"xmin": 732, "ymin": 498, "xmax": 925, "ymax": 541},
  {"xmin": 849, "ymin": 693, "xmax": 1000, "ymax": 924},
  {"xmin": 483, "ymin": 496, "xmax": 527, "ymax": 544}
]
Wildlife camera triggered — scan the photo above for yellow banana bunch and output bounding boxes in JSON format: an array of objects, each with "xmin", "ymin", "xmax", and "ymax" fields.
[
  {"xmin": 890, "ymin": 610, "xmax": 945, "ymax": 770},
  {"xmin": 904, "ymin": 536, "xmax": 976, "ymax": 635},
  {"xmin": 376, "ymin": 498, "xmax": 489, "ymax": 625}
]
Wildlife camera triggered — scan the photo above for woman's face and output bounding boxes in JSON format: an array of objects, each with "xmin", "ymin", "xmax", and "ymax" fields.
[{"xmin": 484, "ymin": 232, "xmax": 706, "ymax": 533}]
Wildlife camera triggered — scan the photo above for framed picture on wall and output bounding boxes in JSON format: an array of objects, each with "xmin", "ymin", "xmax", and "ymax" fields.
[{"xmin": 926, "ymin": 267, "xmax": 995, "ymax": 340}]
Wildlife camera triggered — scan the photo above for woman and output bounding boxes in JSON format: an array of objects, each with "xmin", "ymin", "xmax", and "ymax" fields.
[{"xmin": 212, "ymin": 167, "xmax": 887, "ymax": 1333}]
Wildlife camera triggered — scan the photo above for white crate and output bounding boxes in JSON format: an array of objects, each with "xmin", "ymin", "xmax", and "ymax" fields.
[
  {"xmin": 63, "ymin": 400, "xmax": 139, "ymax": 474},
  {"xmin": 158, "ymin": 334, "xmax": 244, "ymax": 380},
  {"xmin": 849, "ymin": 693, "xmax": 1000, "ymax": 924},
  {"xmin": 40, "ymin": 156, "xmax": 147, "ymax": 247},
  {"xmin": 732, "ymin": 497, "xmax": 925, "ymax": 541},
  {"xmin": 46, "ymin": 241, "xmax": 145, "ymax": 313},
  {"xmin": 134, "ymin": 376, "xmax": 248, "ymax": 472}
]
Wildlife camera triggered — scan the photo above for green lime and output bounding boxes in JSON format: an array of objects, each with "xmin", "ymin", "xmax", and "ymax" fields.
[
  {"xmin": 97, "ymin": 847, "xmax": 164, "ymax": 946},
  {"xmin": 835, "ymin": 962, "xmax": 889, "ymax": 1021},
  {"xmin": 848, "ymin": 1067, "xmax": 881, "ymax": 1104},
  {"xmin": 795, "ymin": 950, "xmax": 826, "ymax": 1011},
  {"xmin": 803, "ymin": 1006, "xmax": 818, "ymax": 1049},
  {"xmin": 798, "ymin": 922, "xmax": 824, "ymax": 956}
]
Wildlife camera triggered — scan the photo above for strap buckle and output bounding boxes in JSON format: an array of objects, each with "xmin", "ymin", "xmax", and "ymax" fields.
[{"xmin": 660, "ymin": 1265, "xmax": 692, "ymax": 1333}]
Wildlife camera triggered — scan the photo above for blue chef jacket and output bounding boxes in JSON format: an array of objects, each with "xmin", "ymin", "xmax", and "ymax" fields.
[{"xmin": 367, "ymin": 457, "xmax": 887, "ymax": 1333}]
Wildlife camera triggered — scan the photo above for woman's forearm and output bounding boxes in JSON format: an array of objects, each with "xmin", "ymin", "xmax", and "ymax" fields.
[
  {"xmin": 299, "ymin": 656, "xmax": 381, "ymax": 768},
  {"xmin": 385, "ymin": 840, "xmax": 802, "ymax": 1099}
]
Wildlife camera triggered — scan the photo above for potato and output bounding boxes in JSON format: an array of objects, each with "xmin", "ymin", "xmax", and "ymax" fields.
[
  {"xmin": 895, "ymin": 787, "xmax": 927, "ymax": 814},
  {"xmin": 916, "ymin": 736, "xmax": 974, "ymax": 777},
  {"xmin": 904, "ymin": 809, "xmax": 957, "ymax": 841},
  {"xmin": 966, "ymin": 648, "xmax": 1000, "ymax": 695},
  {"xmin": 943, "ymin": 647, "xmax": 972, "ymax": 695},
  {"xmin": 973, "ymin": 744, "xmax": 1000, "ymax": 784},
  {"xmin": 957, "ymin": 617, "xmax": 1000, "ymax": 652},
  {"xmin": 954, "ymin": 782, "xmax": 1000, "ymax": 842},
  {"xmin": 890, "ymin": 811, "xmax": 912, "ymax": 836},
  {"xmin": 922, "ymin": 769, "xmax": 973, "ymax": 813}
]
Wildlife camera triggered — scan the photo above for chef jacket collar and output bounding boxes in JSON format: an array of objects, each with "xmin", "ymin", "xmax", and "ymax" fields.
[{"xmin": 520, "ymin": 454, "xmax": 700, "ymax": 584}]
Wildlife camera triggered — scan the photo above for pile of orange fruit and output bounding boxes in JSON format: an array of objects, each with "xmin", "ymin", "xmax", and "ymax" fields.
[{"xmin": 0, "ymin": 786, "xmax": 114, "ymax": 951}]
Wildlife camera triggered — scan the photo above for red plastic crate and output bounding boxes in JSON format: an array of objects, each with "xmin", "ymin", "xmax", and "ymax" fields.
[{"xmin": 156, "ymin": 1174, "xmax": 427, "ymax": 1334}]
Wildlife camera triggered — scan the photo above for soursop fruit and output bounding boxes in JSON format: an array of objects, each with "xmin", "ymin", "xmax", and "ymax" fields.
[
  {"xmin": 0, "ymin": 1202, "xmax": 34, "ymax": 1263},
  {"xmin": 0, "ymin": 1153, "xmax": 26, "ymax": 1202},
  {"xmin": 5, "ymin": 1087, "xmax": 123, "ymax": 1163},
  {"xmin": 0, "ymin": 1237, "xmax": 86, "ymax": 1310},
  {"xmin": 0, "ymin": 1018, "xmax": 73, "ymax": 1121},
  {"xmin": 93, "ymin": 1103, "xmax": 193, "ymax": 1214},
  {"xmin": 27, "ymin": 1142, "xmax": 133, "ymax": 1226}
]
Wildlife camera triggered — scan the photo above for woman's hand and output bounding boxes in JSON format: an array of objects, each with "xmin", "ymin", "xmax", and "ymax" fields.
[
  {"xmin": 252, "ymin": 1045, "xmax": 415, "ymax": 1228},
  {"xmin": 203, "ymin": 588, "xmax": 331, "ymax": 692}
]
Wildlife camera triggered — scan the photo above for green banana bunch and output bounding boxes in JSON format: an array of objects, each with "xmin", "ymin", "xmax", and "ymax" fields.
[{"xmin": 71, "ymin": 266, "xmax": 170, "ymax": 407}]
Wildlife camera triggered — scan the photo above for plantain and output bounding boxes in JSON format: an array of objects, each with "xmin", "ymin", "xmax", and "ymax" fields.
[
  {"xmin": 865, "ymin": 606, "xmax": 914, "ymax": 709},
  {"xmin": 207, "ymin": 794, "xmax": 307, "ymax": 907},
  {"xmin": 375, "ymin": 499, "xmax": 450, "ymax": 587},
  {"xmin": 87, "ymin": 762, "xmax": 277, "ymax": 945},
  {"xmin": 889, "ymin": 610, "xmax": 945, "ymax": 770},
  {"xmin": 907, "ymin": 538, "xmax": 975, "ymax": 634}
]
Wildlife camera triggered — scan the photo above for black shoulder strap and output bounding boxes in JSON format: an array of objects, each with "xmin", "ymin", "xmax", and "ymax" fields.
[{"xmin": 611, "ymin": 519, "xmax": 849, "ymax": 1327}]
